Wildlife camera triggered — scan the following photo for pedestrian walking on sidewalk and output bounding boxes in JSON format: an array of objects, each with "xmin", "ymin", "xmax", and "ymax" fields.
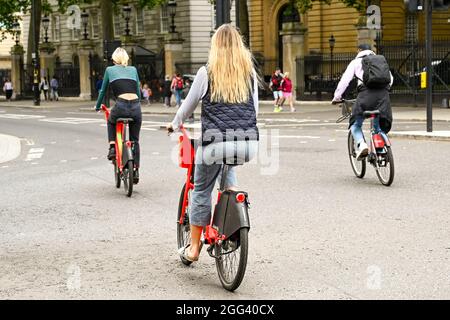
[
  {"xmin": 171, "ymin": 73, "xmax": 184, "ymax": 108},
  {"xmin": 163, "ymin": 75, "xmax": 172, "ymax": 107},
  {"xmin": 269, "ymin": 68, "xmax": 284, "ymax": 112},
  {"xmin": 40, "ymin": 77, "xmax": 49, "ymax": 101},
  {"xmin": 3, "ymin": 79, "xmax": 13, "ymax": 101},
  {"xmin": 50, "ymin": 76, "xmax": 59, "ymax": 101},
  {"xmin": 281, "ymin": 72, "xmax": 295, "ymax": 112}
]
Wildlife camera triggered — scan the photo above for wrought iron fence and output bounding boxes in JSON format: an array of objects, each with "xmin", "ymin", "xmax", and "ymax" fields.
[
  {"xmin": 295, "ymin": 39, "xmax": 450, "ymax": 101},
  {"xmin": 54, "ymin": 63, "xmax": 80, "ymax": 97}
]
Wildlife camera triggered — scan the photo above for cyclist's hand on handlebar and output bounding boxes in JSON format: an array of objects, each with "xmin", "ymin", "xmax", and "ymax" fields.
[
  {"xmin": 331, "ymin": 100, "xmax": 341, "ymax": 105},
  {"xmin": 166, "ymin": 123, "xmax": 174, "ymax": 135}
]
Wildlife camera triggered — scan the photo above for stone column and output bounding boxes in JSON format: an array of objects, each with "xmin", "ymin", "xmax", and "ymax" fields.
[
  {"xmin": 39, "ymin": 42, "xmax": 56, "ymax": 80},
  {"xmin": 10, "ymin": 44, "xmax": 24, "ymax": 100},
  {"xmin": 164, "ymin": 32, "xmax": 184, "ymax": 77},
  {"xmin": 280, "ymin": 22, "xmax": 307, "ymax": 99},
  {"xmin": 78, "ymin": 40, "xmax": 95, "ymax": 100},
  {"xmin": 121, "ymin": 35, "xmax": 137, "ymax": 66}
]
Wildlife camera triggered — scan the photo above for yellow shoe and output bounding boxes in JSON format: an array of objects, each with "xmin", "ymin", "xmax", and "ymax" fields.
[{"xmin": 273, "ymin": 107, "xmax": 281, "ymax": 113}]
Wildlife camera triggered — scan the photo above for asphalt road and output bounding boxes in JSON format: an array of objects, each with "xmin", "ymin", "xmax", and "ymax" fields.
[{"xmin": 0, "ymin": 105, "xmax": 449, "ymax": 299}]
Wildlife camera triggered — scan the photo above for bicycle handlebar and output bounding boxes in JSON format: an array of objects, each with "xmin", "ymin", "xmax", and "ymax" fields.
[{"xmin": 101, "ymin": 104, "xmax": 109, "ymax": 121}]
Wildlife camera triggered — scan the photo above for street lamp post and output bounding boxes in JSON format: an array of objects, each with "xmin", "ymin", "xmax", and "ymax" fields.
[
  {"xmin": 123, "ymin": 4, "xmax": 132, "ymax": 36},
  {"xmin": 168, "ymin": 0, "xmax": 177, "ymax": 34},
  {"xmin": 81, "ymin": 10, "xmax": 89, "ymax": 40},
  {"xmin": 42, "ymin": 15, "xmax": 50, "ymax": 43},
  {"xmin": 13, "ymin": 22, "xmax": 21, "ymax": 46},
  {"xmin": 329, "ymin": 34, "xmax": 335, "ymax": 80}
]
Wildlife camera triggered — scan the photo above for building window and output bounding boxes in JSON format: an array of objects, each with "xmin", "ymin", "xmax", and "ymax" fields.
[
  {"xmin": 91, "ymin": 11, "xmax": 99, "ymax": 39},
  {"xmin": 52, "ymin": 15, "xmax": 60, "ymax": 42},
  {"xmin": 114, "ymin": 15, "xmax": 121, "ymax": 37},
  {"xmin": 211, "ymin": 5, "xmax": 216, "ymax": 31},
  {"xmin": 136, "ymin": 7, "xmax": 144, "ymax": 35},
  {"xmin": 160, "ymin": 5, "xmax": 169, "ymax": 33},
  {"xmin": 71, "ymin": 28, "xmax": 80, "ymax": 41}
]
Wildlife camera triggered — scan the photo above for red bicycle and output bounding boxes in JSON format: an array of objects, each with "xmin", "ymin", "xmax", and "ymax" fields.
[
  {"xmin": 101, "ymin": 104, "xmax": 135, "ymax": 197},
  {"xmin": 337, "ymin": 100, "xmax": 395, "ymax": 186},
  {"xmin": 175, "ymin": 125, "xmax": 251, "ymax": 291}
]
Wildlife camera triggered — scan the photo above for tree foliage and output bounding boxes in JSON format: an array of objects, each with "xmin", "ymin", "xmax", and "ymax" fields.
[
  {"xmin": 294, "ymin": 0, "xmax": 367, "ymax": 14},
  {"xmin": 0, "ymin": 0, "xmax": 167, "ymax": 34}
]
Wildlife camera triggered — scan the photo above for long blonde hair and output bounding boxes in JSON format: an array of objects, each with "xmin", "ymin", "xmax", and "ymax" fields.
[{"xmin": 208, "ymin": 24, "xmax": 254, "ymax": 104}]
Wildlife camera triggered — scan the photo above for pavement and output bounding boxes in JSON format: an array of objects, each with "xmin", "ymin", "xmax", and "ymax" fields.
[
  {"xmin": 1, "ymin": 99, "xmax": 450, "ymax": 141},
  {"xmin": 0, "ymin": 104, "xmax": 450, "ymax": 299}
]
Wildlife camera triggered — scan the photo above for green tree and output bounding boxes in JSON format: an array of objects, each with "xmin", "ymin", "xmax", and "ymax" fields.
[
  {"xmin": 0, "ymin": 0, "xmax": 166, "ymax": 59},
  {"xmin": 294, "ymin": 0, "xmax": 367, "ymax": 14}
]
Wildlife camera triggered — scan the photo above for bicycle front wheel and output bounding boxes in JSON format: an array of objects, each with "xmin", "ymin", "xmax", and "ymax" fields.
[
  {"xmin": 376, "ymin": 146, "xmax": 395, "ymax": 186},
  {"xmin": 215, "ymin": 228, "xmax": 248, "ymax": 292},
  {"xmin": 348, "ymin": 131, "xmax": 366, "ymax": 178},
  {"xmin": 177, "ymin": 184, "xmax": 192, "ymax": 266},
  {"xmin": 123, "ymin": 160, "xmax": 134, "ymax": 197}
]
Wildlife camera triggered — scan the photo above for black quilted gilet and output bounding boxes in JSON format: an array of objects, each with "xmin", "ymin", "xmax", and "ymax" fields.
[{"xmin": 201, "ymin": 83, "xmax": 259, "ymax": 146}]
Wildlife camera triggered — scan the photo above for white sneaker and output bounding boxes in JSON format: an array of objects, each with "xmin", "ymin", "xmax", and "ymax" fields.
[{"xmin": 356, "ymin": 142, "xmax": 369, "ymax": 160}]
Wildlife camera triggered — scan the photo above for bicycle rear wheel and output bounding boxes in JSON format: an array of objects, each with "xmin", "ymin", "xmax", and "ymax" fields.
[
  {"xmin": 123, "ymin": 160, "xmax": 133, "ymax": 197},
  {"xmin": 376, "ymin": 146, "xmax": 395, "ymax": 186},
  {"xmin": 348, "ymin": 131, "xmax": 366, "ymax": 178},
  {"xmin": 177, "ymin": 184, "xmax": 192, "ymax": 266},
  {"xmin": 215, "ymin": 228, "xmax": 248, "ymax": 291},
  {"xmin": 114, "ymin": 161, "xmax": 121, "ymax": 189}
]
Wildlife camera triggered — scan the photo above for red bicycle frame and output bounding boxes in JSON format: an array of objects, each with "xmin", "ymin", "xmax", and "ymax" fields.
[
  {"xmin": 101, "ymin": 104, "xmax": 131, "ymax": 171},
  {"xmin": 177, "ymin": 125, "xmax": 225, "ymax": 245}
]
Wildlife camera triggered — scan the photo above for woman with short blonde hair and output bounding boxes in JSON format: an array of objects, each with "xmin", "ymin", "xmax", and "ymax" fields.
[
  {"xmin": 168, "ymin": 24, "xmax": 260, "ymax": 262},
  {"xmin": 95, "ymin": 47, "xmax": 142, "ymax": 183}
]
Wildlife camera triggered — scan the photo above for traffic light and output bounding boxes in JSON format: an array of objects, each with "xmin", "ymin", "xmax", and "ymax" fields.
[
  {"xmin": 433, "ymin": 0, "xmax": 449, "ymax": 10},
  {"xmin": 405, "ymin": 0, "xmax": 424, "ymax": 12}
]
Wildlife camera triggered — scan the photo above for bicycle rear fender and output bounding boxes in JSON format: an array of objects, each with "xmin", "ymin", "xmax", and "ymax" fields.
[
  {"xmin": 122, "ymin": 141, "xmax": 134, "ymax": 164},
  {"xmin": 212, "ymin": 190, "xmax": 250, "ymax": 239}
]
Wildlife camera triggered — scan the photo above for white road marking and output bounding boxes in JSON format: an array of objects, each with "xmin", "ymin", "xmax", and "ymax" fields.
[
  {"xmin": 31, "ymin": 162, "xmax": 38, "ymax": 165},
  {"xmin": 0, "ymin": 114, "xmax": 45, "ymax": 120},
  {"xmin": 25, "ymin": 148, "xmax": 45, "ymax": 162},
  {"xmin": 152, "ymin": 152, "xmax": 160, "ymax": 155},
  {"xmin": 141, "ymin": 128, "xmax": 157, "ymax": 131},
  {"xmin": 90, "ymin": 157, "xmax": 98, "ymax": 160},
  {"xmin": 39, "ymin": 117, "xmax": 103, "ymax": 124},
  {"xmin": 328, "ymin": 139, "xmax": 336, "ymax": 142},
  {"xmin": 0, "ymin": 134, "xmax": 21, "ymax": 164},
  {"xmin": 60, "ymin": 160, "xmax": 68, "ymax": 163},
  {"xmin": 1, "ymin": 165, "xmax": 9, "ymax": 168}
]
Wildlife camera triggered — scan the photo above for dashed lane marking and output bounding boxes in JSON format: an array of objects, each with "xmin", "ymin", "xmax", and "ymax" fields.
[
  {"xmin": 1, "ymin": 165, "xmax": 9, "ymax": 168},
  {"xmin": 90, "ymin": 157, "xmax": 98, "ymax": 160},
  {"xmin": 0, "ymin": 114, "xmax": 45, "ymax": 120},
  {"xmin": 39, "ymin": 117, "xmax": 103, "ymax": 124},
  {"xmin": 25, "ymin": 148, "xmax": 45, "ymax": 162}
]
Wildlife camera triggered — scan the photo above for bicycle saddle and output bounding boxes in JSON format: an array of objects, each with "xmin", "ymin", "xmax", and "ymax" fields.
[
  {"xmin": 116, "ymin": 118, "xmax": 134, "ymax": 123},
  {"xmin": 363, "ymin": 110, "xmax": 380, "ymax": 117}
]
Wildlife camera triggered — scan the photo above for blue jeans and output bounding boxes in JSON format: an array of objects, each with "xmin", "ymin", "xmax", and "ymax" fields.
[
  {"xmin": 351, "ymin": 116, "xmax": 387, "ymax": 145},
  {"xmin": 189, "ymin": 141, "xmax": 258, "ymax": 227},
  {"xmin": 175, "ymin": 89, "xmax": 182, "ymax": 106}
]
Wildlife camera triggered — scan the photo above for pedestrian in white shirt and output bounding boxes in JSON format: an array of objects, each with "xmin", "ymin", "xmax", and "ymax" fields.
[
  {"xmin": 3, "ymin": 79, "xmax": 13, "ymax": 101},
  {"xmin": 332, "ymin": 44, "xmax": 394, "ymax": 160}
]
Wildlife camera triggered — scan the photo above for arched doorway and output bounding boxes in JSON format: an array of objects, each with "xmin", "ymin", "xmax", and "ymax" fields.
[{"xmin": 277, "ymin": 2, "xmax": 300, "ymax": 71}]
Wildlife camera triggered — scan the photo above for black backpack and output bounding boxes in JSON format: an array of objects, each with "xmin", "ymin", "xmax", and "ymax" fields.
[{"xmin": 358, "ymin": 54, "xmax": 391, "ymax": 89}]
